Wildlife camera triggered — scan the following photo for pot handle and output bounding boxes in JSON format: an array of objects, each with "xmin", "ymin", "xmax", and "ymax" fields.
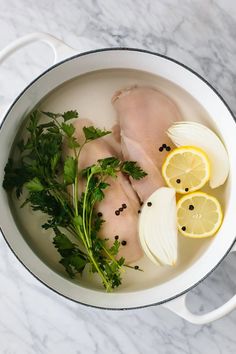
[
  {"xmin": 0, "ymin": 32, "xmax": 76, "ymax": 120},
  {"xmin": 0, "ymin": 32, "xmax": 100, "ymax": 119},
  {"xmin": 0, "ymin": 32, "xmax": 78, "ymax": 65},
  {"xmin": 162, "ymin": 243, "xmax": 236, "ymax": 324}
]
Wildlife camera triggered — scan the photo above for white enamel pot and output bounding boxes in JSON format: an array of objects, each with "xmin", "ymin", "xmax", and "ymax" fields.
[{"xmin": 0, "ymin": 33, "xmax": 236, "ymax": 325}]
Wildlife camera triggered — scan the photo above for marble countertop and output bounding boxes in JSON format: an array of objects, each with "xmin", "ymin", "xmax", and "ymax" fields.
[{"xmin": 1, "ymin": 0, "xmax": 236, "ymax": 353}]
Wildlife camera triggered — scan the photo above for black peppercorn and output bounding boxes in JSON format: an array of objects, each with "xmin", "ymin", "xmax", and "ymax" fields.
[
  {"xmin": 115, "ymin": 210, "xmax": 120, "ymax": 216},
  {"xmin": 166, "ymin": 146, "xmax": 171, "ymax": 151},
  {"xmin": 147, "ymin": 202, "xmax": 152, "ymax": 207},
  {"xmin": 119, "ymin": 207, "xmax": 123, "ymax": 212},
  {"xmin": 189, "ymin": 205, "xmax": 194, "ymax": 210},
  {"xmin": 162, "ymin": 143, "xmax": 167, "ymax": 148},
  {"xmin": 159, "ymin": 146, "xmax": 164, "ymax": 152},
  {"xmin": 176, "ymin": 179, "xmax": 181, "ymax": 184},
  {"xmin": 182, "ymin": 226, "xmax": 186, "ymax": 231},
  {"xmin": 138, "ymin": 210, "xmax": 141, "ymax": 214},
  {"xmin": 97, "ymin": 212, "xmax": 103, "ymax": 217},
  {"xmin": 121, "ymin": 240, "xmax": 127, "ymax": 246},
  {"xmin": 115, "ymin": 235, "xmax": 119, "ymax": 240},
  {"xmin": 134, "ymin": 265, "xmax": 139, "ymax": 270},
  {"xmin": 185, "ymin": 188, "xmax": 189, "ymax": 192},
  {"xmin": 140, "ymin": 202, "xmax": 144, "ymax": 206},
  {"xmin": 122, "ymin": 203, "xmax": 127, "ymax": 209}
]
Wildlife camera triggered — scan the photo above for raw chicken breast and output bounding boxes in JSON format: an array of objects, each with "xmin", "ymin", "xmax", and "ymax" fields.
[
  {"xmin": 112, "ymin": 86, "xmax": 182, "ymax": 201},
  {"xmin": 66, "ymin": 118, "xmax": 142, "ymax": 263}
]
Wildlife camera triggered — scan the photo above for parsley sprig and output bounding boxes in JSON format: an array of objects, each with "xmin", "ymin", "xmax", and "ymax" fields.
[{"xmin": 3, "ymin": 110, "xmax": 146, "ymax": 291}]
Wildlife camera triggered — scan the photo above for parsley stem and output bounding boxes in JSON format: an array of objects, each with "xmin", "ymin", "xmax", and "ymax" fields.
[
  {"xmin": 75, "ymin": 140, "xmax": 86, "ymax": 200},
  {"xmin": 101, "ymin": 245, "xmax": 125, "ymax": 272},
  {"xmin": 49, "ymin": 189, "xmax": 74, "ymax": 220},
  {"xmin": 82, "ymin": 172, "xmax": 93, "ymax": 248},
  {"xmin": 72, "ymin": 140, "xmax": 87, "ymax": 216},
  {"xmin": 74, "ymin": 223, "xmax": 87, "ymax": 246},
  {"xmin": 88, "ymin": 251, "xmax": 111, "ymax": 291},
  {"xmin": 73, "ymin": 167, "xmax": 79, "ymax": 216},
  {"xmin": 72, "ymin": 221, "xmax": 111, "ymax": 291},
  {"xmin": 88, "ymin": 204, "xmax": 94, "ymax": 238}
]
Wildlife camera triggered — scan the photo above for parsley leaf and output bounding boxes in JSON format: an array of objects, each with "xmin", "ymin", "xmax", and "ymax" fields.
[
  {"xmin": 67, "ymin": 136, "xmax": 80, "ymax": 149},
  {"xmin": 108, "ymin": 240, "xmax": 120, "ymax": 256},
  {"xmin": 53, "ymin": 230, "xmax": 75, "ymax": 251},
  {"xmin": 60, "ymin": 255, "xmax": 87, "ymax": 278},
  {"xmin": 98, "ymin": 157, "xmax": 120, "ymax": 169},
  {"xmin": 26, "ymin": 177, "xmax": 45, "ymax": 192},
  {"xmin": 63, "ymin": 156, "xmax": 77, "ymax": 184},
  {"xmin": 27, "ymin": 111, "xmax": 39, "ymax": 133},
  {"xmin": 121, "ymin": 161, "xmax": 148, "ymax": 180},
  {"xmin": 41, "ymin": 109, "xmax": 78, "ymax": 123},
  {"xmin": 62, "ymin": 110, "xmax": 79, "ymax": 122},
  {"xmin": 51, "ymin": 153, "xmax": 60, "ymax": 173},
  {"xmin": 3, "ymin": 159, "xmax": 33, "ymax": 197},
  {"xmin": 83, "ymin": 126, "xmax": 111, "ymax": 141},
  {"xmin": 41, "ymin": 111, "xmax": 61, "ymax": 119},
  {"xmin": 61, "ymin": 123, "xmax": 75, "ymax": 137}
]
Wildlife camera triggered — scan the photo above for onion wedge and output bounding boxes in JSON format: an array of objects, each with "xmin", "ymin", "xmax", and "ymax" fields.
[
  {"xmin": 167, "ymin": 121, "xmax": 229, "ymax": 188},
  {"xmin": 139, "ymin": 187, "xmax": 178, "ymax": 266}
]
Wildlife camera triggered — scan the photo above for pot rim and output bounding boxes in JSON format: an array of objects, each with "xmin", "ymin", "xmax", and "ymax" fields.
[{"xmin": 1, "ymin": 47, "xmax": 236, "ymax": 310}]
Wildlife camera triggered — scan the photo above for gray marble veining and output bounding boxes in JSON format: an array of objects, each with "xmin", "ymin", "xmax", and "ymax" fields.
[{"xmin": 0, "ymin": 0, "xmax": 236, "ymax": 353}]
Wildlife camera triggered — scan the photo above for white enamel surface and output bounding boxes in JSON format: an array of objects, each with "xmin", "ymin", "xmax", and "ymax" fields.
[{"xmin": 0, "ymin": 48, "xmax": 236, "ymax": 309}]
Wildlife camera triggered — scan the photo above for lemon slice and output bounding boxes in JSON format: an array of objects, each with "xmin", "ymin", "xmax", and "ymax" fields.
[
  {"xmin": 162, "ymin": 146, "xmax": 210, "ymax": 194},
  {"xmin": 177, "ymin": 191, "xmax": 223, "ymax": 238}
]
